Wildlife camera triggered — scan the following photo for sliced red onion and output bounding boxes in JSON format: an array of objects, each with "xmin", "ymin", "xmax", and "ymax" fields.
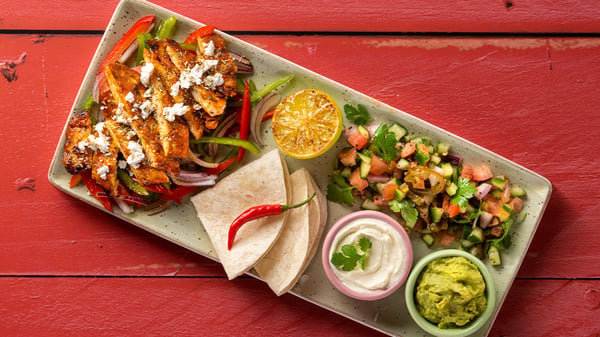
[
  {"xmin": 229, "ymin": 51, "xmax": 253, "ymax": 73},
  {"xmin": 144, "ymin": 199, "xmax": 174, "ymax": 216},
  {"xmin": 479, "ymin": 211, "xmax": 494, "ymax": 228},
  {"xmin": 169, "ymin": 171, "xmax": 217, "ymax": 186},
  {"xmin": 114, "ymin": 194, "xmax": 149, "ymax": 206},
  {"xmin": 367, "ymin": 174, "xmax": 389, "ymax": 184},
  {"xmin": 251, "ymin": 92, "xmax": 280, "ymax": 146},
  {"xmin": 114, "ymin": 197, "xmax": 134, "ymax": 214},
  {"xmin": 475, "ymin": 183, "xmax": 493, "ymax": 200},
  {"xmin": 208, "ymin": 112, "xmax": 239, "ymax": 157},
  {"xmin": 366, "ymin": 124, "xmax": 381, "ymax": 137},
  {"xmin": 188, "ymin": 149, "xmax": 219, "ymax": 168}
]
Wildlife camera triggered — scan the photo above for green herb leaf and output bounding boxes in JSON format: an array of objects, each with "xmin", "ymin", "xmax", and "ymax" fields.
[
  {"xmin": 489, "ymin": 219, "xmax": 514, "ymax": 251},
  {"xmin": 371, "ymin": 124, "xmax": 399, "ymax": 161},
  {"xmin": 389, "ymin": 199, "xmax": 418, "ymax": 225},
  {"xmin": 331, "ymin": 236, "xmax": 372, "ymax": 271},
  {"xmin": 344, "ymin": 104, "xmax": 371, "ymax": 126},
  {"xmin": 326, "ymin": 183, "xmax": 356, "ymax": 207},
  {"xmin": 451, "ymin": 177, "xmax": 477, "ymax": 208}
]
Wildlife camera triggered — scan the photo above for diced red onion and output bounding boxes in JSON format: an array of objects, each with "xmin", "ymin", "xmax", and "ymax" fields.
[
  {"xmin": 229, "ymin": 51, "xmax": 253, "ymax": 73},
  {"xmin": 188, "ymin": 149, "xmax": 219, "ymax": 168},
  {"xmin": 367, "ymin": 174, "xmax": 389, "ymax": 183},
  {"xmin": 366, "ymin": 124, "xmax": 381, "ymax": 137},
  {"xmin": 479, "ymin": 211, "xmax": 494, "ymax": 228},
  {"xmin": 475, "ymin": 183, "xmax": 492, "ymax": 200},
  {"xmin": 441, "ymin": 153, "xmax": 463, "ymax": 166},
  {"xmin": 251, "ymin": 92, "xmax": 280, "ymax": 146},
  {"xmin": 114, "ymin": 197, "xmax": 134, "ymax": 214}
]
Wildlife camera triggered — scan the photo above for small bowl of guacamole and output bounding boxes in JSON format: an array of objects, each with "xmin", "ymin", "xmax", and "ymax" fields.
[{"xmin": 404, "ymin": 249, "xmax": 496, "ymax": 337}]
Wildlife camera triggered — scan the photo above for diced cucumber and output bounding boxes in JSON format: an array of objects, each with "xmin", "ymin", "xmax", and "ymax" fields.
[
  {"xmin": 440, "ymin": 162, "xmax": 454, "ymax": 178},
  {"xmin": 357, "ymin": 151, "xmax": 372, "ymax": 179},
  {"xmin": 360, "ymin": 199, "xmax": 381, "ymax": 211},
  {"xmin": 497, "ymin": 204, "xmax": 513, "ymax": 222},
  {"xmin": 490, "ymin": 177, "xmax": 507, "ymax": 190},
  {"xmin": 469, "ymin": 245, "xmax": 484, "ymax": 259},
  {"xmin": 510, "ymin": 185, "xmax": 527, "ymax": 197},
  {"xmin": 430, "ymin": 154, "xmax": 442, "ymax": 165},
  {"xmin": 394, "ymin": 188, "xmax": 406, "ymax": 201},
  {"xmin": 421, "ymin": 234, "xmax": 435, "ymax": 246},
  {"xmin": 436, "ymin": 142, "xmax": 451, "ymax": 155},
  {"xmin": 415, "ymin": 151, "xmax": 430, "ymax": 165},
  {"xmin": 467, "ymin": 226, "xmax": 484, "ymax": 243},
  {"xmin": 461, "ymin": 239, "xmax": 475, "ymax": 249},
  {"xmin": 396, "ymin": 158, "xmax": 410, "ymax": 170},
  {"xmin": 388, "ymin": 123, "xmax": 407, "ymax": 141},
  {"xmin": 430, "ymin": 206, "xmax": 444, "ymax": 223},
  {"xmin": 357, "ymin": 125, "xmax": 370, "ymax": 140},
  {"xmin": 446, "ymin": 182, "xmax": 458, "ymax": 196},
  {"xmin": 340, "ymin": 166, "xmax": 352, "ymax": 178},
  {"xmin": 488, "ymin": 245, "xmax": 502, "ymax": 266}
]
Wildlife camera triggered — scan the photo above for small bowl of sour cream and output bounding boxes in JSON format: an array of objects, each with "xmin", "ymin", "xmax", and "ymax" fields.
[{"xmin": 322, "ymin": 210, "xmax": 413, "ymax": 301}]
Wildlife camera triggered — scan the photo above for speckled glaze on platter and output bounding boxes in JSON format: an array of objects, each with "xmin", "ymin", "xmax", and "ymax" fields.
[{"xmin": 48, "ymin": 0, "xmax": 552, "ymax": 335}]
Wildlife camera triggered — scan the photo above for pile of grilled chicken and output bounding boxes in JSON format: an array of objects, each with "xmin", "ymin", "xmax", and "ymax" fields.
[{"xmin": 63, "ymin": 33, "xmax": 239, "ymax": 196}]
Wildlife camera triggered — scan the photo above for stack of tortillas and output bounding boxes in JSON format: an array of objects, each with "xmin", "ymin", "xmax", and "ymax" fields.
[{"xmin": 191, "ymin": 149, "xmax": 327, "ymax": 295}]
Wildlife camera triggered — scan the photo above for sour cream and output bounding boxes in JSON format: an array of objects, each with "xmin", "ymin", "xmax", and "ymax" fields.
[{"xmin": 329, "ymin": 217, "xmax": 408, "ymax": 294}]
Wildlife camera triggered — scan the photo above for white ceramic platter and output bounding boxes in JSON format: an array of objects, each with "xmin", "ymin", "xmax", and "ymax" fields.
[{"xmin": 48, "ymin": 0, "xmax": 552, "ymax": 335}]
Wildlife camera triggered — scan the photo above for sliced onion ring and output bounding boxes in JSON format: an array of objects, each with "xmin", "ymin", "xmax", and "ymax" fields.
[
  {"xmin": 207, "ymin": 112, "xmax": 239, "ymax": 157},
  {"xmin": 251, "ymin": 92, "xmax": 280, "ymax": 146},
  {"xmin": 188, "ymin": 149, "xmax": 219, "ymax": 168},
  {"xmin": 169, "ymin": 171, "xmax": 218, "ymax": 187},
  {"xmin": 144, "ymin": 199, "xmax": 174, "ymax": 216}
]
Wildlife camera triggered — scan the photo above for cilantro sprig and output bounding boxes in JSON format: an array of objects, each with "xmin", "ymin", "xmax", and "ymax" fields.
[
  {"xmin": 451, "ymin": 177, "xmax": 478, "ymax": 208},
  {"xmin": 371, "ymin": 124, "xmax": 400, "ymax": 161},
  {"xmin": 331, "ymin": 236, "xmax": 372, "ymax": 271},
  {"xmin": 389, "ymin": 199, "xmax": 418, "ymax": 226},
  {"xmin": 326, "ymin": 183, "xmax": 355, "ymax": 207},
  {"xmin": 344, "ymin": 104, "xmax": 371, "ymax": 126}
]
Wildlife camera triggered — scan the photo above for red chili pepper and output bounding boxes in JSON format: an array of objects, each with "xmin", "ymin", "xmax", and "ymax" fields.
[
  {"xmin": 79, "ymin": 170, "xmax": 113, "ymax": 211},
  {"xmin": 69, "ymin": 173, "xmax": 82, "ymax": 188},
  {"xmin": 237, "ymin": 81, "xmax": 251, "ymax": 162},
  {"xmin": 203, "ymin": 157, "xmax": 236, "ymax": 176},
  {"xmin": 227, "ymin": 194, "xmax": 315, "ymax": 250},
  {"xmin": 95, "ymin": 15, "xmax": 156, "ymax": 101},
  {"xmin": 184, "ymin": 25, "xmax": 215, "ymax": 44},
  {"xmin": 159, "ymin": 185, "xmax": 198, "ymax": 203}
]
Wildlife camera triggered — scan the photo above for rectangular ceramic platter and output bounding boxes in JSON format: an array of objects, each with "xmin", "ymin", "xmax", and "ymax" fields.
[{"xmin": 48, "ymin": 0, "xmax": 552, "ymax": 336}]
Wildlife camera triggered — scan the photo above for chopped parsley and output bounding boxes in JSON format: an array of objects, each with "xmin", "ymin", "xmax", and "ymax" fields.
[
  {"xmin": 451, "ymin": 177, "xmax": 478, "ymax": 208},
  {"xmin": 343, "ymin": 104, "xmax": 371, "ymax": 126},
  {"xmin": 331, "ymin": 236, "xmax": 372, "ymax": 271},
  {"xmin": 371, "ymin": 124, "xmax": 399, "ymax": 161}
]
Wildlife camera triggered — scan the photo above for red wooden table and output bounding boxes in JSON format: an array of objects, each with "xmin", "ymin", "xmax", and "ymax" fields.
[{"xmin": 2, "ymin": 0, "xmax": 600, "ymax": 336}]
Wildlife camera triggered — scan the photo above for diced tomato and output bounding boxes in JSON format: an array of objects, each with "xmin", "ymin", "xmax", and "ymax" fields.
[
  {"xmin": 347, "ymin": 130, "xmax": 369, "ymax": 150},
  {"xmin": 349, "ymin": 168, "xmax": 368, "ymax": 191},
  {"xmin": 508, "ymin": 197, "xmax": 524, "ymax": 213},
  {"xmin": 400, "ymin": 142, "xmax": 416, "ymax": 158},
  {"xmin": 338, "ymin": 147, "xmax": 357, "ymax": 167},
  {"xmin": 437, "ymin": 232, "xmax": 456, "ymax": 247},
  {"xmin": 373, "ymin": 194, "xmax": 386, "ymax": 206},
  {"xmin": 460, "ymin": 163, "xmax": 473, "ymax": 180},
  {"xmin": 369, "ymin": 153, "xmax": 388, "ymax": 175},
  {"xmin": 447, "ymin": 203, "xmax": 461, "ymax": 218},
  {"xmin": 500, "ymin": 183, "xmax": 512, "ymax": 203},
  {"xmin": 481, "ymin": 195, "xmax": 502, "ymax": 216},
  {"xmin": 382, "ymin": 182, "xmax": 398, "ymax": 200},
  {"xmin": 69, "ymin": 173, "xmax": 82, "ymax": 188},
  {"xmin": 184, "ymin": 25, "xmax": 215, "ymax": 44},
  {"xmin": 472, "ymin": 164, "xmax": 493, "ymax": 181},
  {"xmin": 489, "ymin": 225, "xmax": 504, "ymax": 237}
]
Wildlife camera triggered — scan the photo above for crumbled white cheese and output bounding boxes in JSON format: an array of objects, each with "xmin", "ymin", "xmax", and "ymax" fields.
[
  {"xmin": 163, "ymin": 103, "xmax": 190, "ymax": 122},
  {"xmin": 139, "ymin": 100, "xmax": 154, "ymax": 119},
  {"xmin": 202, "ymin": 40, "xmax": 215, "ymax": 57},
  {"xmin": 125, "ymin": 91, "xmax": 135, "ymax": 103},
  {"xmin": 126, "ymin": 130, "xmax": 137, "ymax": 139},
  {"xmin": 113, "ymin": 103, "xmax": 129, "ymax": 125},
  {"xmin": 87, "ymin": 127, "xmax": 111, "ymax": 154},
  {"xmin": 179, "ymin": 59, "xmax": 219, "ymax": 89},
  {"xmin": 170, "ymin": 81, "xmax": 181, "ymax": 97},
  {"xmin": 204, "ymin": 72, "xmax": 224, "ymax": 90},
  {"xmin": 118, "ymin": 160, "xmax": 128, "ymax": 170},
  {"xmin": 97, "ymin": 165, "xmax": 110, "ymax": 180},
  {"xmin": 143, "ymin": 87, "xmax": 153, "ymax": 98},
  {"xmin": 140, "ymin": 63, "xmax": 155, "ymax": 86},
  {"xmin": 77, "ymin": 141, "xmax": 89, "ymax": 151},
  {"xmin": 94, "ymin": 122, "xmax": 105, "ymax": 133},
  {"xmin": 126, "ymin": 141, "xmax": 145, "ymax": 169}
]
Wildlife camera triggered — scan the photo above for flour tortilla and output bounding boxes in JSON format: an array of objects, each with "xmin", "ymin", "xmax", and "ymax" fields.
[
  {"xmin": 191, "ymin": 149, "xmax": 290, "ymax": 280},
  {"xmin": 254, "ymin": 168, "xmax": 327, "ymax": 295}
]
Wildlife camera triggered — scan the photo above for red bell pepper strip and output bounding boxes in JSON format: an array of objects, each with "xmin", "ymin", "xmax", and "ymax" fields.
[
  {"xmin": 184, "ymin": 25, "xmax": 215, "ymax": 44},
  {"xmin": 144, "ymin": 183, "xmax": 169, "ymax": 194},
  {"xmin": 237, "ymin": 81, "xmax": 251, "ymax": 162},
  {"xmin": 159, "ymin": 185, "xmax": 198, "ymax": 204},
  {"xmin": 227, "ymin": 194, "xmax": 315, "ymax": 250},
  {"xmin": 69, "ymin": 173, "xmax": 82, "ymax": 188},
  {"xmin": 95, "ymin": 15, "xmax": 155, "ymax": 101},
  {"xmin": 79, "ymin": 170, "xmax": 113, "ymax": 211},
  {"xmin": 203, "ymin": 157, "xmax": 236, "ymax": 176}
]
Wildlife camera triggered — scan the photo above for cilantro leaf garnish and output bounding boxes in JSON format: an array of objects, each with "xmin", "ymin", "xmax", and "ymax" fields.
[
  {"xmin": 389, "ymin": 199, "xmax": 418, "ymax": 226},
  {"xmin": 371, "ymin": 124, "xmax": 399, "ymax": 161},
  {"xmin": 344, "ymin": 104, "xmax": 371, "ymax": 126},
  {"xmin": 331, "ymin": 236, "xmax": 372, "ymax": 271},
  {"xmin": 326, "ymin": 183, "xmax": 356, "ymax": 207},
  {"xmin": 451, "ymin": 177, "xmax": 478, "ymax": 208}
]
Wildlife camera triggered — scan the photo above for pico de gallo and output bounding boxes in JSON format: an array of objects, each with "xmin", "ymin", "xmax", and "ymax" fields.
[{"xmin": 327, "ymin": 104, "xmax": 528, "ymax": 265}]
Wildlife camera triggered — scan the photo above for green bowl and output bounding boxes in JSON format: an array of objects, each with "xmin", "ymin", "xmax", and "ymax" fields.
[{"xmin": 404, "ymin": 249, "xmax": 496, "ymax": 337}]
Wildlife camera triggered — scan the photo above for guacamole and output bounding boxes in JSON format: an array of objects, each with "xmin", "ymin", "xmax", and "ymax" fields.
[{"xmin": 415, "ymin": 256, "xmax": 487, "ymax": 329}]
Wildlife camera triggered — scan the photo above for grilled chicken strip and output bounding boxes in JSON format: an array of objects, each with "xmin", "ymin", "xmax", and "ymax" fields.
[
  {"xmin": 195, "ymin": 34, "xmax": 238, "ymax": 97},
  {"xmin": 62, "ymin": 110, "xmax": 93, "ymax": 175},
  {"xmin": 90, "ymin": 121, "xmax": 120, "ymax": 196},
  {"xmin": 104, "ymin": 63, "xmax": 180, "ymax": 175},
  {"xmin": 143, "ymin": 40, "xmax": 204, "ymax": 139}
]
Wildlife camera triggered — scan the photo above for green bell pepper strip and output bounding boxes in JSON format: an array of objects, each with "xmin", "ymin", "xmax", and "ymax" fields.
[
  {"xmin": 250, "ymin": 74, "xmax": 294, "ymax": 103},
  {"xmin": 155, "ymin": 16, "xmax": 177, "ymax": 39},
  {"xmin": 190, "ymin": 137, "xmax": 260, "ymax": 154},
  {"xmin": 117, "ymin": 169, "xmax": 150, "ymax": 196}
]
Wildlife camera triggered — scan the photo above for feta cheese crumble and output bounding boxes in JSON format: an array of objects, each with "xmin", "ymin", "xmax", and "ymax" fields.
[
  {"xmin": 140, "ymin": 62, "xmax": 155, "ymax": 86},
  {"xmin": 126, "ymin": 141, "xmax": 145, "ymax": 169},
  {"xmin": 97, "ymin": 165, "xmax": 110, "ymax": 180},
  {"xmin": 163, "ymin": 103, "xmax": 190, "ymax": 122}
]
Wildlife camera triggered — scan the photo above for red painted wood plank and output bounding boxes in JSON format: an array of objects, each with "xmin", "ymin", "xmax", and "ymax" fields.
[
  {"xmin": 1, "ymin": 34, "xmax": 599, "ymax": 280},
  {"xmin": 1, "ymin": 277, "xmax": 599, "ymax": 336},
  {"xmin": 1, "ymin": 0, "xmax": 600, "ymax": 33}
]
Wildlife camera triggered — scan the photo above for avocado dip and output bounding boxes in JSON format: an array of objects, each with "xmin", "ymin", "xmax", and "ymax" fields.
[{"xmin": 415, "ymin": 256, "xmax": 487, "ymax": 328}]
